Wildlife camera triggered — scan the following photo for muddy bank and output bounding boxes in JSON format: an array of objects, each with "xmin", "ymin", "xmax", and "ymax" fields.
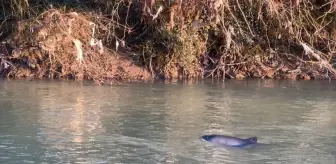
[
  {"xmin": 0, "ymin": 1, "xmax": 336, "ymax": 84},
  {"xmin": 0, "ymin": 9, "xmax": 150, "ymax": 84}
]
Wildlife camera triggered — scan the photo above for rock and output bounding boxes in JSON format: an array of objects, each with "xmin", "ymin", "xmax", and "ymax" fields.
[
  {"xmin": 235, "ymin": 72, "xmax": 246, "ymax": 79},
  {"xmin": 284, "ymin": 73, "xmax": 297, "ymax": 80},
  {"xmin": 300, "ymin": 73, "xmax": 311, "ymax": 80}
]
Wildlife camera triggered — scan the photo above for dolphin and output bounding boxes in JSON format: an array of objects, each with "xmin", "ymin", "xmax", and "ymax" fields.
[{"xmin": 201, "ymin": 134, "xmax": 258, "ymax": 148}]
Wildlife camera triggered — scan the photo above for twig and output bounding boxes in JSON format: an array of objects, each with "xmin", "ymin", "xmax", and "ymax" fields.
[{"xmin": 236, "ymin": 0, "xmax": 255, "ymax": 36}]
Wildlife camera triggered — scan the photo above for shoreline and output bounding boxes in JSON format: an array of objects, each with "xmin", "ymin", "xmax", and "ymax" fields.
[{"xmin": 0, "ymin": 75, "xmax": 334, "ymax": 87}]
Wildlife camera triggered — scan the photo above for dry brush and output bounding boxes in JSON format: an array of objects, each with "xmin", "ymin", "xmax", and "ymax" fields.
[{"xmin": 0, "ymin": 0, "xmax": 336, "ymax": 83}]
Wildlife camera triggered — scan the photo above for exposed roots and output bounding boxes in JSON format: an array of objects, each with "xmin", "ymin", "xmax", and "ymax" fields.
[
  {"xmin": 0, "ymin": 9, "xmax": 150, "ymax": 84},
  {"xmin": 1, "ymin": 0, "xmax": 336, "ymax": 83}
]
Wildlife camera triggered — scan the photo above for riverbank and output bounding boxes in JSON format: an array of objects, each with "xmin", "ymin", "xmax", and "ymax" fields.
[{"xmin": 0, "ymin": 0, "xmax": 335, "ymax": 84}]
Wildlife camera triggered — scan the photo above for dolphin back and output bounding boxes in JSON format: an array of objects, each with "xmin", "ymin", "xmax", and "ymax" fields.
[{"xmin": 201, "ymin": 135, "xmax": 258, "ymax": 147}]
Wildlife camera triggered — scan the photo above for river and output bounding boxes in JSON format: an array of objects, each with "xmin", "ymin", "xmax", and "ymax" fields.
[{"xmin": 0, "ymin": 79, "xmax": 336, "ymax": 164}]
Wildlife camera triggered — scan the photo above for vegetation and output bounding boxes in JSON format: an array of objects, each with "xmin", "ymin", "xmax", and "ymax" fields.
[{"xmin": 0, "ymin": 0, "xmax": 336, "ymax": 84}]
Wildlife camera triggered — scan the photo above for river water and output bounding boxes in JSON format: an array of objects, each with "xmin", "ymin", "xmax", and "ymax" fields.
[{"xmin": 0, "ymin": 79, "xmax": 336, "ymax": 164}]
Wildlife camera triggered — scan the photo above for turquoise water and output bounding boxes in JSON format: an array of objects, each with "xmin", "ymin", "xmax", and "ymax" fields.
[{"xmin": 0, "ymin": 79, "xmax": 336, "ymax": 163}]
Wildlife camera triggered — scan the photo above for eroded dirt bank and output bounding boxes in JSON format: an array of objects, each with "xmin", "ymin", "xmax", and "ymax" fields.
[{"xmin": 0, "ymin": 1, "xmax": 336, "ymax": 84}]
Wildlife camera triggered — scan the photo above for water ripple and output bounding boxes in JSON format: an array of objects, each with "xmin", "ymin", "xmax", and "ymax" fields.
[{"xmin": 1, "ymin": 80, "xmax": 336, "ymax": 163}]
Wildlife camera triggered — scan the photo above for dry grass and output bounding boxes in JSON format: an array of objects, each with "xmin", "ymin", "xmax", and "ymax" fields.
[
  {"xmin": 0, "ymin": 0, "xmax": 336, "ymax": 83},
  {"xmin": 1, "ymin": 8, "xmax": 150, "ymax": 84},
  {"xmin": 196, "ymin": 0, "xmax": 336, "ymax": 80}
]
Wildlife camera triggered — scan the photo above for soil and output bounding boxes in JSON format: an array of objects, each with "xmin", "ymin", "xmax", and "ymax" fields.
[
  {"xmin": 0, "ymin": 3, "xmax": 336, "ymax": 84},
  {"xmin": 0, "ymin": 9, "xmax": 150, "ymax": 85}
]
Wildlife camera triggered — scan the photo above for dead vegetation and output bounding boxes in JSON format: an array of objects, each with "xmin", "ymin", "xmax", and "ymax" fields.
[
  {"xmin": 0, "ymin": 3, "xmax": 150, "ymax": 84},
  {"xmin": 128, "ymin": 0, "xmax": 336, "ymax": 80},
  {"xmin": 0, "ymin": 0, "xmax": 336, "ymax": 84},
  {"xmin": 195, "ymin": 0, "xmax": 336, "ymax": 80}
]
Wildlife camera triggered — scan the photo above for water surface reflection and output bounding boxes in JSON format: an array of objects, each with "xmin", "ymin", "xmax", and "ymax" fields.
[{"xmin": 0, "ymin": 79, "xmax": 336, "ymax": 163}]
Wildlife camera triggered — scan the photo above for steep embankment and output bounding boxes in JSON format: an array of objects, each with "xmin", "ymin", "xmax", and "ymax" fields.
[{"xmin": 0, "ymin": 0, "xmax": 336, "ymax": 84}]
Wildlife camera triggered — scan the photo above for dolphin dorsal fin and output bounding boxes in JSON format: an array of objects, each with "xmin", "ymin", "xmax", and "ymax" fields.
[{"xmin": 246, "ymin": 137, "xmax": 258, "ymax": 143}]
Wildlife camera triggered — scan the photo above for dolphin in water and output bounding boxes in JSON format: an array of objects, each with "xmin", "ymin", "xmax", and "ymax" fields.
[{"xmin": 201, "ymin": 134, "xmax": 258, "ymax": 148}]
